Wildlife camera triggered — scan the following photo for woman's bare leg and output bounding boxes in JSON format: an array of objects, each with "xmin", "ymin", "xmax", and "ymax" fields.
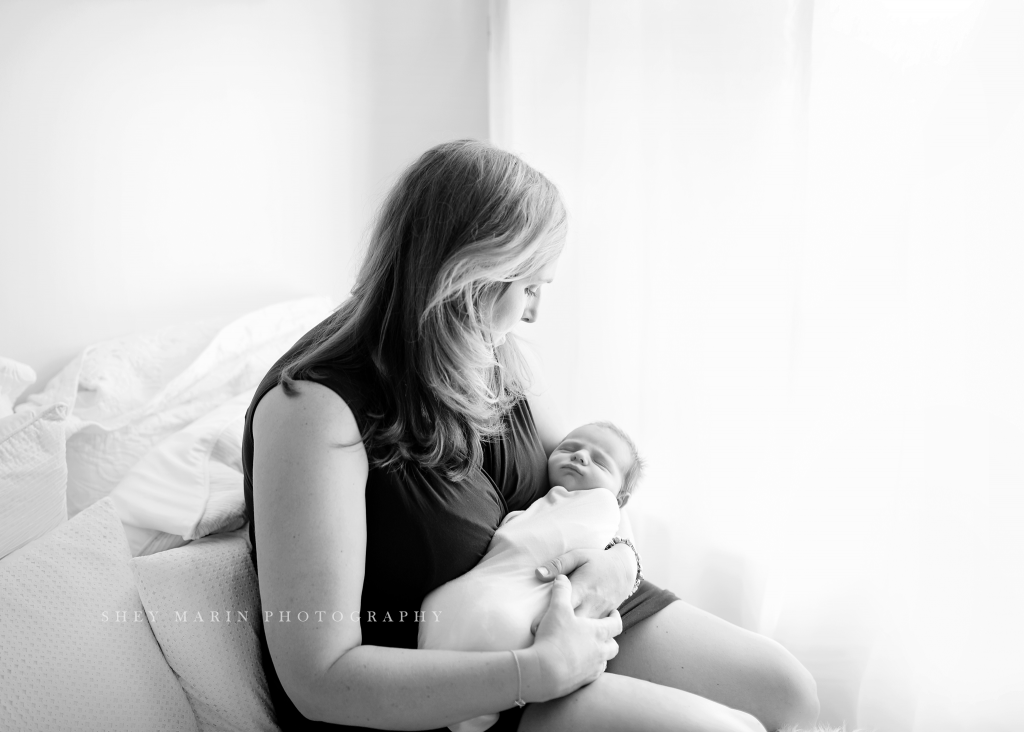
[
  {"xmin": 519, "ymin": 671, "xmax": 766, "ymax": 732},
  {"xmin": 608, "ymin": 600, "xmax": 819, "ymax": 732}
]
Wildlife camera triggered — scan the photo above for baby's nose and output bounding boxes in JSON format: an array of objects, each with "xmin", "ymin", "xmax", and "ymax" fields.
[{"xmin": 572, "ymin": 451, "xmax": 589, "ymax": 465}]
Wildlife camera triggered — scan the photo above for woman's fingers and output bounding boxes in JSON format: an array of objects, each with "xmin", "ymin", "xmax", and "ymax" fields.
[
  {"xmin": 547, "ymin": 573, "xmax": 573, "ymax": 609},
  {"xmin": 530, "ymin": 575, "xmax": 623, "ymax": 697},
  {"xmin": 533, "ymin": 574, "xmax": 574, "ymax": 638},
  {"xmin": 538, "ymin": 551, "xmax": 590, "ymax": 612},
  {"xmin": 538, "ymin": 547, "xmax": 632, "ymax": 620},
  {"xmin": 532, "ymin": 585, "xmax": 623, "ymax": 637},
  {"xmin": 603, "ymin": 608, "xmax": 623, "ymax": 638}
]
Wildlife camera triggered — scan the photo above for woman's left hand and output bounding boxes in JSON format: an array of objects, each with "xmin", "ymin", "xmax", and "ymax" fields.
[{"xmin": 533, "ymin": 545, "xmax": 638, "ymax": 624}]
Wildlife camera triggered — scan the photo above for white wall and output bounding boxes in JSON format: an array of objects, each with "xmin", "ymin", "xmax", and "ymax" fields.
[{"xmin": 0, "ymin": 0, "xmax": 488, "ymax": 394}]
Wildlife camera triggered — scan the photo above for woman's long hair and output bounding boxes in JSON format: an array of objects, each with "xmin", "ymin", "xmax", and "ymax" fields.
[{"xmin": 279, "ymin": 140, "xmax": 566, "ymax": 481}]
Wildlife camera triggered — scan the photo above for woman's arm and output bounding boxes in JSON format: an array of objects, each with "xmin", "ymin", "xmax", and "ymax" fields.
[
  {"xmin": 252, "ymin": 381, "xmax": 619, "ymax": 729},
  {"xmin": 309, "ymin": 577, "xmax": 621, "ymax": 729}
]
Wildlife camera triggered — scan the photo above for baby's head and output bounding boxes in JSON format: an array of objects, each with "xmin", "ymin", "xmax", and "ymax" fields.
[{"xmin": 547, "ymin": 421, "xmax": 645, "ymax": 508}]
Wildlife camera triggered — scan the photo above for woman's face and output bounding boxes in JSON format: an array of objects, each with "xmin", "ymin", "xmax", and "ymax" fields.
[{"xmin": 489, "ymin": 259, "xmax": 559, "ymax": 345}]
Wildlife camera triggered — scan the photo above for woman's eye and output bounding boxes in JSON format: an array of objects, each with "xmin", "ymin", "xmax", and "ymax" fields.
[{"xmin": 525, "ymin": 287, "xmax": 538, "ymax": 298}]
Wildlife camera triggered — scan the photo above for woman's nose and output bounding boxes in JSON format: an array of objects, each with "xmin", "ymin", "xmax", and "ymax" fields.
[{"xmin": 521, "ymin": 294, "xmax": 540, "ymax": 323}]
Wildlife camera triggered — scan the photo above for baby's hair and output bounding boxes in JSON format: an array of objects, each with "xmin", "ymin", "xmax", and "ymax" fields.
[{"xmin": 589, "ymin": 421, "xmax": 645, "ymax": 507}]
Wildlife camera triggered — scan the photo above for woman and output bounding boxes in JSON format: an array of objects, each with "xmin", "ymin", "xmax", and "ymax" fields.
[{"xmin": 242, "ymin": 141, "xmax": 819, "ymax": 732}]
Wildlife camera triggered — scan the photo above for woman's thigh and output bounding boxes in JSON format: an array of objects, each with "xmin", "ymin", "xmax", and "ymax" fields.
[
  {"xmin": 518, "ymin": 671, "xmax": 765, "ymax": 732},
  {"xmin": 608, "ymin": 600, "xmax": 819, "ymax": 732}
]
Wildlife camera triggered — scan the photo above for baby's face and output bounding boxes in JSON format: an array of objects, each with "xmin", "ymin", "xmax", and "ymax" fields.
[{"xmin": 547, "ymin": 424, "xmax": 631, "ymax": 500}]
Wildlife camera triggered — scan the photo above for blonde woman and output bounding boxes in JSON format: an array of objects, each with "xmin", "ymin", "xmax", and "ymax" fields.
[{"xmin": 242, "ymin": 141, "xmax": 819, "ymax": 732}]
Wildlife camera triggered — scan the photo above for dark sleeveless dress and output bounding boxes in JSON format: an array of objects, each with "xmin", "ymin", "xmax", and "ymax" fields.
[{"xmin": 242, "ymin": 324, "xmax": 679, "ymax": 732}]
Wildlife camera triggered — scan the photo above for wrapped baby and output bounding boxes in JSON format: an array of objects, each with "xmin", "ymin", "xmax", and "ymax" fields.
[{"xmin": 418, "ymin": 421, "xmax": 644, "ymax": 732}]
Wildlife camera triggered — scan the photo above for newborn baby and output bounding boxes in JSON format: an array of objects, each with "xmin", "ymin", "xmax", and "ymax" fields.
[{"xmin": 418, "ymin": 421, "xmax": 644, "ymax": 732}]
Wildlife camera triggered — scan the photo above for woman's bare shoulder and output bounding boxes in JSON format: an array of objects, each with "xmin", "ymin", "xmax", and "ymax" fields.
[{"xmin": 253, "ymin": 379, "xmax": 362, "ymax": 447}]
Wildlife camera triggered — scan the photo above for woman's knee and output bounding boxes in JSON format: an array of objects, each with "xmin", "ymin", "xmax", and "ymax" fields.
[
  {"xmin": 759, "ymin": 639, "xmax": 819, "ymax": 730},
  {"xmin": 725, "ymin": 709, "xmax": 769, "ymax": 732},
  {"xmin": 522, "ymin": 672, "xmax": 771, "ymax": 732}
]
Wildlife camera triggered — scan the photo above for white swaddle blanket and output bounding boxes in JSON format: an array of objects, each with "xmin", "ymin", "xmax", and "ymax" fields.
[{"xmin": 418, "ymin": 485, "xmax": 621, "ymax": 732}]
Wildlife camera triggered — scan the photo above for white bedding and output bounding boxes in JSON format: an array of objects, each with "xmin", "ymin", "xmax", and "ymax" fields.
[{"xmin": 13, "ymin": 296, "xmax": 335, "ymax": 555}]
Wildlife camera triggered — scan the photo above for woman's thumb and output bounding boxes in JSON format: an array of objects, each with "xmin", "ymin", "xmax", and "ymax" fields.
[{"xmin": 536, "ymin": 550, "xmax": 579, "ymax": 581}]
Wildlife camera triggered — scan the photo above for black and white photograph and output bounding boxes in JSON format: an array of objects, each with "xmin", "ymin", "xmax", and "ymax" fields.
[{"xmin": 1, "ymin": 2, "xmax": 1021, "ymax": 731}]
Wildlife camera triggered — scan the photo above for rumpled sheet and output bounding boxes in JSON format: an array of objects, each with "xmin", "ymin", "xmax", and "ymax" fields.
[{"xmin": 18, "ymin": 297, "xmax": 335, "ymax": 554}]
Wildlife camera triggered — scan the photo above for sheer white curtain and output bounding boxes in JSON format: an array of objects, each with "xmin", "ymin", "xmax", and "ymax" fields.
[{"xmin": 492, "ymin": 1, "xmax": 1023, "ymax": 729}]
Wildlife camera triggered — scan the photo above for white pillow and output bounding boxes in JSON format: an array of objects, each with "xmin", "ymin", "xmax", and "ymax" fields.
[
  {"xmin": 21, "ymin": 297, "xmax": 334, "ymax": 519},
  {"xmin": 0, "ymin": 497, "xmax": 199, "ymax": 732},
  {"xmin": 110, "ymin": 389, "xmax": 253, "ymax": 549},
  {"xmin": 0, "ymin": 401, "xmax": 68, "ymax": 561},
  {"xmin": 132, "ymin": 528, "xmax": 281, "ymax": 732}
]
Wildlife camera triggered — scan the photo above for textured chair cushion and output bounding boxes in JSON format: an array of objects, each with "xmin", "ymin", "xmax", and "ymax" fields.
[
  {"xmin": 0, "ymin": 402, "xmax": 68, "ymax": 561},
  {"xmin": 132, "ymin": 528, "xmax": 280, "ymax": 732},
  {"xmin": 0, "ymin": 497, "xmax": 198, "ymax": 732}
]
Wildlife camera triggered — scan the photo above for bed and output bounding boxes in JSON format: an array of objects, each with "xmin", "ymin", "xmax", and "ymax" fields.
[{"xmin": 0, "ymin": 297, "xmax": 335, "ymax": 731}]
